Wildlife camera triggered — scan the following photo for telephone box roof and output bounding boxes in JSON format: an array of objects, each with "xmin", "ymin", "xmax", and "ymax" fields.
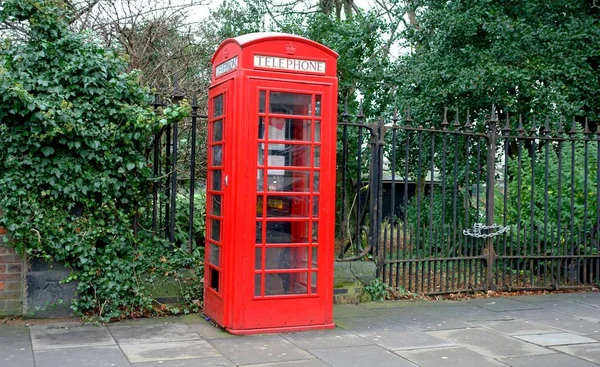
[{"xmin": 211, "ymin": 32, "xmax": 338, "ymax": 64}]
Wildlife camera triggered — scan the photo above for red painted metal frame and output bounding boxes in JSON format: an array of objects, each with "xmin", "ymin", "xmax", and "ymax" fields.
[{"xmin": 205, "ymin": 33, "xmax": 338, "ymax": 334}]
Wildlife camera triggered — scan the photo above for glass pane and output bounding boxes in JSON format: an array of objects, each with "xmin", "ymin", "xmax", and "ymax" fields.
[
  {"xmin": 212, "ymin": 145, "xmax": 222, "ymax": 166},
  {"xmin": 269, "ymin": 92, "xmax": 312, "ymax": 116},
  {"xmin": 266, "ymin": 170, "xmax": 310, "ymax": 192},
  {"xmin": 314, "ymin": 120, "xmax": 321, "ymax": 142},
  {"xmin": 257, "ymin": 144, "xmax": 265, "ymax": 166},
  {"xmin": 265, "ymin": 272, "xmax": 308, "ymax": 296},
  {"xmin": 313, "ymin": 171, "xmax": 320, "ymax": 192},
  {"xmin": 257, "ymin": 169, "xmax": 265, "ymax": 191},
  {"xmin": 255, "ymin": 273, "xmax": 262, "ymax": 296},
  {"xmin": 265, "ymin": 247, "xmax": 308, "ymax": 270},
  {"xmin": 311, "ymin": 247, "xmax": 318, "ymax": 267},
  {"xmin": 212, "ymin": 170, "xmax": 222, "ymax": 191},
  {"xmin": 314, "ymin": 146, "xmax": 320, "ymax": 167},
  {"xmin": 268, "ymin": 118, "xmax": 311, "ymax": 142},
  {"xmin": 211, "ymin": 195, "xmax": 221, "ymax": 216},
  {"xmin": 311, "ymin": 272, "xmax": 317, "ymax": 293},
  {"xmin": 213, "ymin": 95, "xmax": 223, "ymax": 117},
  {"xmin": 209, "ymin": 243, "xmax": 220, "ymax": 266},
  {"xmin": 256, "ymin": 221, "xmax": 264, "ymax": 243},
  {"xmin": 265, "ymin": 145, "xmax": 311, "ymax": 168},
  {"xmin": 258, "ymin": 195, "xmax": 310, "ymax": 218},
  {"xmin": 312, "ymin": 222, "xmax": 318, "ymax": 242},
  {"xmin": 213, "ymin": 120, "xmax": 223, "ymax": 142},
  {"xmin": 312, "ymin": 196, "xmax": 319, "ymax": 217},
  {"xmin": 258, "ymin": 117, "xmax": 265, "ymax": 139},
  {"xmin": 211, "ymin": 219, "xmax": 221, "ymax": 242},
  {"xmin": 259, "ymin": 91, "xmax": 266, "ymax": 113},
  {"xmin": 315, "ymin": 95, "xmax": 321, "ymax": 117},
  {"xmin": 255, "ymin": 247, "xmax": 262, "ymax": 270},
  {"xmin": 258, "ymin": 221, "xmax": 310, "ymax": 244}
]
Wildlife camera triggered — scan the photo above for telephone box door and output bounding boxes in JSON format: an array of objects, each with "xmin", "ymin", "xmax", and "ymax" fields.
[{"xmin": 240, "ymin": 79, "xmax": 335, "ymax": 331}]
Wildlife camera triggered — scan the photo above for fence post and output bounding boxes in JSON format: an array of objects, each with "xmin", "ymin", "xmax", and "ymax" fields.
[{"xmin": 485, "ymin": 106, "xmax": 499, "ymax": 291}]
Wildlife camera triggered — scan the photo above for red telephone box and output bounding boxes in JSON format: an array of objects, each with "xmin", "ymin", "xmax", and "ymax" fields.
[{"xmin": 204, "ymin": 33, "xmax": 338, "ymax": 334}]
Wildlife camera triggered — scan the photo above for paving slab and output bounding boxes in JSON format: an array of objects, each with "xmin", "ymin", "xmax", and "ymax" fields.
[
  {"xmin": 180, "ymin": 315, "xmax": 235, "ymax": 339},
  {"xmin": 335, "ymin": 315, "xmax": 415, "ymax": 334},
  {"xmin": 468, "ymin": 298, "xmax": 542, "ymax": 312},
  {"xmin": 506, "ymin": 309, "xmax": 600, "ymax": 335},
  {"xmin": 30, "ymin": 324, "xmax": 115, "ymax": 350},
  {"xmin": 131, "ymin": 356, "xmax": 235, "ymax": 367},
  {"xmin": 337, "ymin": 316, "xmax": 454, "ymax": 350},
  {"xmin": 514, "ymin": 332, "xmax": 598, "ymax": 346},
  {"xmin": 545, "ymin": 301, "xmax": 600, "ymax": 322},
  {"xmin": 552, "ymin": 343, "xmax": 600, "ymax": 364},
  {"xmin": 208, "ymin": 335, "xmax": 315, "ymax": 365},
  {"xmin": 359, "ymin": 300, "xmax": 462, "ymax": 309},
  {"xmin": 281, "ymin": 327, "xmax": 373, "ymax": 349},
  {"xmin": 396, "ymin": 346, "xmax": 507, "ymax": 367},
  {"xmin": 120, "ymin": 340, "xmax": 221, "ymax": 363},
  {"xmin": 242, "ymin": 360, "xmax": 332, "ymax": 367},
  {"xmin": 108, "ymin": 320, "xmax": 201, "ymax": 344},
  {"xmin": 309, "ymin": 345, "xmax": 417, "ymax": 367},
  {"xmin": 471, "ymin": 319, "xmax": 560, "ymax": 336},
  {"xmin": 333, "ymin": 304, "xmax": 378, "ymax": 318},
  {"xmin": 573, "ymin": 294, "xmax": 600, "ymax": 308},
  {"xmin": 0, "ymin": 343, "xmax": 35, "ymax": 367},
  {"xmin": 428, "ymin": 327, "xmax": 554, "ymax": 359},
  {"xmin": 34, "ymin": 345, "xmax": 130, "ymax": 367},
  {"xmin": 508, "ymin": 293, "xmax": 599, "ymax": 303},
  {"xmin": 0, "ymin": 325, "xmax": 31, "ymax": 345},
  {"xmin": 373, "ymin": 307, "xmax": 475, "ymax": 331},
  {"xmin": 500, "ymin": 353, "xmax": 598, "ymax": 367}
]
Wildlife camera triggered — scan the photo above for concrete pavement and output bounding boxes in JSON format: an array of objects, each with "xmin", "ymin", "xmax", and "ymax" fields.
[{"xmin": 2, "ymin": 292, "xmax": 600, "ymax": 366}]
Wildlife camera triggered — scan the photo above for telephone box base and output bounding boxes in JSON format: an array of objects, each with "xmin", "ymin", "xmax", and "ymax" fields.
[{"xmin": 226, "ymin": 323, "xmax": 335, "ymax": 335}]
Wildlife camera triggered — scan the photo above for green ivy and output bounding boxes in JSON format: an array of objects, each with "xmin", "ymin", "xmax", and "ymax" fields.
[{"xmin": 0, "ymin": 0, "xmax": 198, "ymax": 320}]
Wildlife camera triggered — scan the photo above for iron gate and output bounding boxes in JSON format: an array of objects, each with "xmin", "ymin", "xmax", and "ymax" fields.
[{"xmin": 338, "ymin": 106, "xmax": 600, "ymax": 294}]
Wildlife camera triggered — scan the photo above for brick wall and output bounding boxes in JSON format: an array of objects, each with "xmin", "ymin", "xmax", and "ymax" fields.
[{"xmin": 0, "ymin": 225, "xmax": 24, "ymax": 316}]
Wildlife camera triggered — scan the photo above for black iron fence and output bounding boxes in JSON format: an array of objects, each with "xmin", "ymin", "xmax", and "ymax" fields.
[
  {"xmin": 338, "ymin": 105, "xmax": 600, "ymax": 294},
  {"xmin": 148, "ymin": 84, "xmax": 208, "ymax": 253}
]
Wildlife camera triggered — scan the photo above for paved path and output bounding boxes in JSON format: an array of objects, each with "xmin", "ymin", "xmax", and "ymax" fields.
[{"xmin": 2, "ymin": 292, "xmax": 600, "ymax": 366}]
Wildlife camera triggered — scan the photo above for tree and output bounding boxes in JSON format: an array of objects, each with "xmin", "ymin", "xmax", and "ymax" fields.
[{"xmin": 397, "ymin": 0, "xmax": 600, "ymax": 125}]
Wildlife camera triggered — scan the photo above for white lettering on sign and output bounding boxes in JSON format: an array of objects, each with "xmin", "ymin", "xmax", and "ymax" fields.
[
  {"xmin": 253, "ymin": 55, "xmax": 326, "ymax": 74},
  {"xmin": 215, "ymin": 56, "xmax": 238, "ymax": 77}
]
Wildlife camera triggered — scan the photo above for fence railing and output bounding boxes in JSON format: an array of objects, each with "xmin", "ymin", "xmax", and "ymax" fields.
[
  {"xmin": 147, "ymin": 81, "xmax": 208, "ymax": 253},
  {"xmin": 338, "ymin": 105, "xmax": 600, "ymax": 294}
]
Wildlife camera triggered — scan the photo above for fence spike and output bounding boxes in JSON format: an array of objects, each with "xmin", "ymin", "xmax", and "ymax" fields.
[
  {"xmin": 191, "ymin": 94, "xmax": 198, "ymax": 108},
  {"xmin": 392, "ymin": 105, "xmax": 399, "ymax": 125},
  {"xmin": 464, "ymin": 109, "xmax": 472, "ymax": 130},
  {"xmin": 530, "ymin": 116, "xmax": 537, "ymax": 135},
  {"xmin": 357, "ymin": 100, "xmax": 365, "ymax": 119},
  {"xmin": 584, "ymin": 117, "xmax": 591, "ymax": 135},
  {"xmin": 342, "ymin": 99, "xmax": 350, "ymax": 120},
  {"xmin": 442, "ymin": 107, "xmax": 449, "ymax": 130},
  {"xmin": 543, "ymin": 116, "xmax": 551, "ymax": 135},
  {"xmin": 569, "ymin": 117, "xmax": 577, "ymax": 135},
  {"xmin": 558, "ymin": 116, "xmax": 565, "ymax": 133},
  {"xmin": 171, "ymin": 73, "xmax": 185, "ymax": 102},
  {"xmin": 405, "ymin": 105, "xmax": 413, "ymax": 124},
  {"xmin": 517, "ymin": 115, "xmax": 525, "ymax": 135},
  {"xmin": 453, "ymin": 110, "xmax": 461, "ymax": 129},
  {"xmin": 502, "ymin": 112, "xmax": 511, "ymax": 134},
  {"xmin": 490, "ymin": 104, "xmax": 498, "ymax": 123}
]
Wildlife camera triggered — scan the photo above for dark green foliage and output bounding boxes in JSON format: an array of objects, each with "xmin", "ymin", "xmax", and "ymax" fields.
[
  {"xmin": 0, "ymin": 0, "xmax": 198, "ymax": 320},
  {"xmin": 399, "ymin": 0, "xmax": 600, "ymax": 124}
]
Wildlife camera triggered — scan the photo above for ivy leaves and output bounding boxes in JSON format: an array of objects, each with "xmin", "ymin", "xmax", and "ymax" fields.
[{"xmin": 0, "ymin": 0, "xmax": 195, "ymax": 320}]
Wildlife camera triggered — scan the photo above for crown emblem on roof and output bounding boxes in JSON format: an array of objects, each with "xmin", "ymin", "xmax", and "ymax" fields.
[
  {"xmin": 286, "ymin": 43, "xmax": 296, "ymax": 55},
  {"xmin": 223, "ymin": 47, "xmax": 229, "ymax": 58}
]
